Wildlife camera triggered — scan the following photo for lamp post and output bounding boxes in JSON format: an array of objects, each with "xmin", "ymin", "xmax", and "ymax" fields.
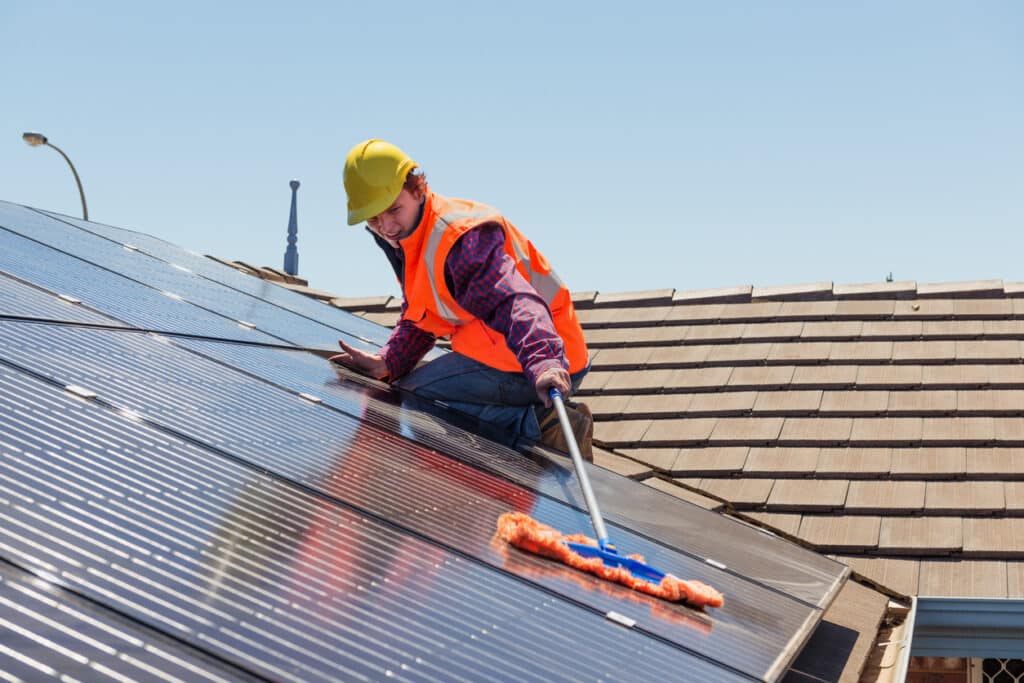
[{"xmin": 22, "ymin": 132, "xmax": 89, "ymax": 221}]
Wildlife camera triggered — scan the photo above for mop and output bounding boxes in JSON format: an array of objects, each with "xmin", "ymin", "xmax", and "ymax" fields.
[{"xmin": 496, "ymin": 389, "xmax": 724, "ymax": 608}]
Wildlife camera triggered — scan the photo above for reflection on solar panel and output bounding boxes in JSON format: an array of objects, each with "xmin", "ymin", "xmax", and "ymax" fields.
[{"xmin": 0, "ymin": 200, "xmax": 851, "ymax": 681}]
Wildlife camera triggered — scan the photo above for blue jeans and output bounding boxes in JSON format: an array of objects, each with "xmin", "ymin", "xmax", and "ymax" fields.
[{"xmin": 393, "ymin": 352, "xmax": 589, "ymax": 442}]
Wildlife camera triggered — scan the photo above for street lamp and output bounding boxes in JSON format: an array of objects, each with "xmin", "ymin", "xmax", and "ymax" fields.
[{"xmin": 22, "ymin": 131, "xmax": 89, "ymax": 220}]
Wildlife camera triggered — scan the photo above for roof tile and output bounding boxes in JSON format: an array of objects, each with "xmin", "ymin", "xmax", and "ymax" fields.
[
  {"xmin": 893, "ymin": 299, "xmax": 955, "ymax": 319},
  {"xmin": 918, "ymin": 560, "xmax": 1007, "ymax": 598},
  {"xmin": 917, "ymin": 280, "xmax": 1003, "ymax": 298},
  {"xmin": 752, "ymin": 281, "xmax": 833, "ymax": 300},
  {"xmin": 850, "ymin": 418, "xmax": 924, "ymax": 445},
  {"xmin": 1007, "ymin": 563, "xmax": 1024, "ymax": 598},
  {"xmin": 683, "ymin": 323, "xmax": 747, "ymax": 343},
  {"xmin": 791, "ymin": 365, "xmax": 859, "ymax": 388},
  {"xmin": 709, "ymin": 417, "xmax": 786, "ymax": 444},
  {"xmin": 686, "ymin": 391, "xmax": 757, "ymax": 415},
  {"xmin": 589, "ymin": 347, "xmax": 654, "ymax": 369},
  {"xmin": 920, "ymin": 416, "xmax": 996, "ymax": 445},
  {"xmin": 779, "ymin": 417, "xmax": 853, "ymax": 444},
  {"xmin": 983, "ymin": 320, "xmax": 1024, "ymax": 336},
  {"xmin": 891, "ymin": 341, "xmax": 956, "ymax": 363},
  {"xmin": 743, "ymin": 447, "xmax": 820, "ymax": 475},
  {"xmin": 767, "ymin": 479, "xmax": 849, "ymax": 511},
  {"xmin": 833, "ymin": 299, "xmax": 898, "ymax": 318},
  {"xmin": 819, "ymin": 390, "xmax": 889, "ymax": 415},
  {"xmin": 829, "ymin": 341, "xmax": 893, "ymax": 362},
  {"xmin": 836, "ymin": 556, "xmax": 920, "ymax": 597},
  {"xmin": 800, "ymin": 321, "xmax": 864, "ymax": 340},
  {"xmin": 921, "ymin": 364, "xmax": 993, "ymax": 388},
  {"xmin": 721, "ymin": 301, "xmax": 783, "ymax": 320},
  {"xmin": 571, "ymin": 290, "xmax": 597, "ymax": 306},
  {"xmin": 666, "ymin": 366, "xmax": 735, "ymax": 390},
  {"xmin": 592, "ymin": 419, "xmax": 653, "ymax": 445},
  {"xmin": 887, "ymin": 390, "xmax": 957, "ymax": 415},
  {"xmin": 798, "ymin": 515, "xmax": 881, "ymax": 550},
  {"xmin": 955, "ymin": 340, "xmax": 1023, "ymax": 363},
  {"xmin": 662, "ymin": 303, "xmax": 726, "ymax": 323},
  {"xmin": 890, "ymin": 447, "xmax": 966, "ymax": 478},
  {"xmin": 671, "ymin": 286, "xmax": 751, "ymax": 304},
  {"xmin": 592, "ymin": 448, "xmax": 652, "ymax": 479},
  {"xmin": 727, "ymin": 365, "xmax": 795, "ymax": 389},
  {"xmin": 767, "ymin": 342, "xmax": 833, "ymax": 363},
  {"xmin": 1003, "ymin": 482, "xmax": 1024, "ymax": 511},
  {"xmin": 671, "ymin": 446, "xmax": 749, "ymax": 475},
  {"xmin": 752, "ymin": 390, "xmax": 823, "ymax": 414},
  {"xmin": 965, "ymin": 448, "xmax": 1024, "ymax": 476},
  {"xmin": 833, "ymin": 281, "xmax": 916, "ymax": 300},
  {"xmin": 623, "ymin": 393, "xmax": 694, "ymax": 417},
  {"xmin": 616, "ymin": 447, "xmax": 679, "ymax": 471},
  {"xmin": 641, "ymin": 477, "xmax": 723, "ymax": 510},
  {"xmin": 698, "ymin": 478, "xmax": 775, "ymax": 505},
  {"xmin": 846, "ymin": 481, "xmax": 926, "ymax": 513},
  {"xmin": 994, "ymin": 418, "xmax": 1024, "ymax": 442},
  {"xmin": 584, "ymin": 327, "xmax": 666, "ymax": 347},
  {"xmin": 744, "ymin": 512, "xmax": 803, "ymax": 536},
  {"xmin": 776, "ymin": 301, "xmax": 838, "ymax": 320},
  {"xmin": 705, "ymin": 342, "xmax": 773, "ymax": 364},
  {"xmin": 861, "ymin": 320, "xmax": 924, "ymax": 340},
  {"xmin": 602, "ymin": 368, "xmax": 676, "ymax": 392},
  {"xmin": 645, "ymin": 344, "xmax": 713, "ymax": 366},
  {"xmin": 577, "ymin": 371, "xmax": 613, "ymax": 392},
  {"xmin": 922, "ymin": 320, "xmax": 985, "ymax": 338},
  {"xmin": 581, "ymin": 394, "xmax": 633, "ymax": 418},
  {"xmin": 925, "ymin": 481, "xmax": 1005, "ymax": 513},
  {"xmin": 592, "ymin": 288, "xmax": 675, "ymax": 306},
  {"xmin": 740, "ymin": 321, "xmax": 804, "ymax": 341},
  {"xmin": 963, "ymin": 518, "xmax": 1024, "ymax": 554},
  {"xmin": 856, "ymin": 365, "xmax": 923, "ymax": 389},
  {"xmin": 879, "ymin": 517, "xmax": 962, "ymax": 553},
  {"xmin": 816, "ymin": 448, "xmax": 892, "ymax": 477},
  {"xmin": 641, "ymin": 417, "xmax": 719, "ymax": 445}
]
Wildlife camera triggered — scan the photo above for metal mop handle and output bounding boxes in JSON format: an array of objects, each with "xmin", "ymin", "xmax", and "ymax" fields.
[{"xmin": 549, "ymin": 388, "xmax": 612, "ymax": 549}]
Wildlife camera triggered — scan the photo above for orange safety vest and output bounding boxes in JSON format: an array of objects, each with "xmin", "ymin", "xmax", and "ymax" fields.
[{"xmin": 398, "ymin": 192, "xmax": 588, "ymax": 374}]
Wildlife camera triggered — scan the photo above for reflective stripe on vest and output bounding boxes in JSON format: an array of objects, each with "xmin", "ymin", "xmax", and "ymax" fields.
[{"xmin": 421, "ymin": 207, "xmax": 565, "ymax": 324}]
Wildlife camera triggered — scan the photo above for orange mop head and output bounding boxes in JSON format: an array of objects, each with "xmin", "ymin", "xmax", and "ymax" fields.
[{"xmin": 496, "ymin": 511, "xmax": 724, "ymax": 608}]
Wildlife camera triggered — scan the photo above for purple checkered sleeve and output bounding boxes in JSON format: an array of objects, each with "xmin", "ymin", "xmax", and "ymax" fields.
[
  {"xmin": 445, "ymin": 224, "xmax": 568, "ymax": 387},
  {"xmin": 380, "ymin": 300, "xmax": 436, "ymax": 380},
  {"xmin": 380, "ymin": 223, "xmax": 567, "ymax": 386}
]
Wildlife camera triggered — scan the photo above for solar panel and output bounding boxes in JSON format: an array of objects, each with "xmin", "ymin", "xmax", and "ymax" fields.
[
  {"xmin": 0, "ymin": 204, "xmax": 855, "ymax": 681},
  {"xmin": 0, "ymin": 271, "xmax": 127, "ymax": 326},
  {"xmin": 173, "ymin": 336, "xmax": 847, "ymax": 608},
  {"xmin": 0, "ymin": 362, "xmax": 741, "ymax": 682},
  {"xmin": 0, "ymin": 318, "xmax": 829, "ymax": 679},
  {"xmin": 32, "ymin": 205, "xmax": 394, "ymax": 347},
  {"xmin": 0, "ymin": 202, "xmax": 379, "ymax": 353},
  {"xmin": 0, "ymin": 561, "xmax": 261, "ymax": 683}
]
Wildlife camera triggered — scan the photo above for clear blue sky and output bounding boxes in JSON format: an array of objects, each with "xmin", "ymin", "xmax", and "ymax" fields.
[{"xmin": 4, "ymin": 1, "xmax": 1022, "ymax": 299}]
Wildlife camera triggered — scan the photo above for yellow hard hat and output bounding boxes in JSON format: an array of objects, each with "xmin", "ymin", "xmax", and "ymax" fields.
[{"xmin": 343, "ymin": 139, "xmax": 418, "ymax": 225}]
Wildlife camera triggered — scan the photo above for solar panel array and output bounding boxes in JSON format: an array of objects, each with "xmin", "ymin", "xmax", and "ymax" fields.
[{"xmin": 0, "ymin": 200, "xmax": 851, "ymax": 681}]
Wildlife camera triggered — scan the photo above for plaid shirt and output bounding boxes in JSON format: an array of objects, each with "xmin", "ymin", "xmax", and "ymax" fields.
[{"xmin": 379, "ymin": 224, "xmax": 568, "ymax": 387}]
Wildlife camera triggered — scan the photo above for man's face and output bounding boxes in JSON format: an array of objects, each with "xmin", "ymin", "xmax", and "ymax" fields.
[{"xmin": 367, "ymin": 189, "xmax": 423, "ymax": 243}]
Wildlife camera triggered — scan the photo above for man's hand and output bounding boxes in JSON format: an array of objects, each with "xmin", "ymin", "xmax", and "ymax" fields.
[
  {"xmin": 534, "ymin": 366, "xmax": 571, "ymax": 406},
  {"xmin": 329, "ymin": 340, "xmax": 389, "ymax": 380}
]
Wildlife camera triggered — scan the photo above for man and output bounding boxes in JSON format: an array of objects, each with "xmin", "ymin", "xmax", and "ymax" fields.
[{"xmin": 329, "ymin": 138, "xmax": 594, "ymax": 459}]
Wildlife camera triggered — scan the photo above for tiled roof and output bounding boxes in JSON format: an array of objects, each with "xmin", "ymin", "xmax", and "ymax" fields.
[{"xmin": 335, "ymin": 279, "xmax": 1024, "ymax": 680}]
